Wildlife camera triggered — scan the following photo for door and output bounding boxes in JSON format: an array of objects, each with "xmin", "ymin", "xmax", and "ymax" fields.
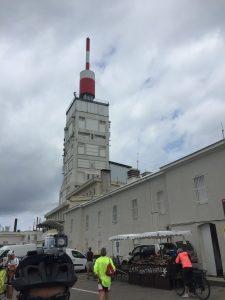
[
  {"xmin": 210, "ymin": 224, "xmax": 223, "ymax": 276},
  {"xmin": 199, "ymin": 223, "xmax": 223, "ymax": 276}
]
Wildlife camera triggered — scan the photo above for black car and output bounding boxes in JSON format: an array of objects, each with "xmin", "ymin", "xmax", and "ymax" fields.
[
  {"xmin": 160, "ymin": 241, "xmax": 198, "ymax": 263},
  {"xmin": 122, "ymin": 244, "xmax": 160, "ymax": 264}
]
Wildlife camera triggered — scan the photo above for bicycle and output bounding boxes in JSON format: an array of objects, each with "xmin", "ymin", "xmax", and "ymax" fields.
[
  {"xmin": 112, "ymin": 257, "xmax": 129, "ymax": 282},
  {"xmin": 174, "ymin": 268, "xmax": 211, "ymax": 300}
]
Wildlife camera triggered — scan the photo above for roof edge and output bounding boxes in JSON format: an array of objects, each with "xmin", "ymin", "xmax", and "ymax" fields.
[{"xmin": 160, "ymin": 139, "xmax": 225, "ymax": 171}]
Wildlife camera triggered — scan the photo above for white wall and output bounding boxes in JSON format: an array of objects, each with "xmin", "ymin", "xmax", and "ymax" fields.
[
  {"xmin": 65, "ymin": 174, "xmax": 170, "ymax": 255},
  {"xmin": 64, "ymin": 142, "xmax": 225, "ymax": 275}
]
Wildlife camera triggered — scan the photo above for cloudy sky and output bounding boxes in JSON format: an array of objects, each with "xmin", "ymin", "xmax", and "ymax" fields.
[{"xmin": 0, "ymin": 0, "xmax": 225, "ymax": 230}]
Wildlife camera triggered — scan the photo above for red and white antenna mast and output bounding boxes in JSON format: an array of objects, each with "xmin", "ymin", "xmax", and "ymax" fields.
[
  {"xmin": 86, "ymin": 37, "xmax": 90, "ymax": 70},
  {"xmin": 79, "ymin": 37, "xmax": 95, "ymax": 100}
]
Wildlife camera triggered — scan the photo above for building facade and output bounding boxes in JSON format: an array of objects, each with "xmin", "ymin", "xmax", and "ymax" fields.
[
  {"xmin": 46, "ymin": 169, "xmax": 120, "ymax": 223},
  {"xmin": 64, "ymin": 140, "xmax": 225, "ymax": 277},
  {"xmin": 60, "ymin": 98, "xmax": 110, "ymax": 203},
  {"xmin": 0, "ymin": 230, "xmax": 43, "ymax": 246},
  {"xmin": 109, "ymin": 161, "xmax": 132, "ymax": 184}
]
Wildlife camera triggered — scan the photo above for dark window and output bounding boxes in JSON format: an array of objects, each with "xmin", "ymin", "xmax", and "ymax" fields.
[
  {"xmin": 72, "ymin": 250, "xmax": 85, "ymax": 259},
  {"xmin": 132, "ymin": 247, "xmax": 140, "ymax": 255}
]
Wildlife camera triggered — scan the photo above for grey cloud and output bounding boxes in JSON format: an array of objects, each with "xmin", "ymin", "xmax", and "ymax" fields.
[{"xmin": 0, "ymin": 0, "xmax": 225, "ymax": 227}]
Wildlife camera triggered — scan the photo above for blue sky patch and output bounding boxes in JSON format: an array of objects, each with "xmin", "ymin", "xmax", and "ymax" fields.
[{"xmin": 164, "ymin": 136, "xmax": 185, "ymax": 152}]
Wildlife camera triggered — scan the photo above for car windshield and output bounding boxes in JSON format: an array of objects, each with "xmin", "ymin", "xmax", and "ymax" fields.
[
  {"xmin": 141, "ymin": 245, "xmax": 154, "ymax": 252},
  {"xmin": 0, "ymin": 249, "xmax": 8, "ymax": 257},
  {"xmin": 72, "ymin": 250, "xmax": 85, "ymax": 258},
  {"xmin": 132, "ymin": 247, "xmax": 140, "ymax": 255}
]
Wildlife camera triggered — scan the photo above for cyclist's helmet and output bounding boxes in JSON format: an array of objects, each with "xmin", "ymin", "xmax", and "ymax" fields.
[
  {"xmin": 177, "ymin": 248, "xmax": 184, "ymax": 254},
  {"xmin": 8, "ymin": 250, "xmax": 15, "ymax": 257},
  {"xmin": 12, "ymin": 250, "xmax": 77, "ymax": 292}
]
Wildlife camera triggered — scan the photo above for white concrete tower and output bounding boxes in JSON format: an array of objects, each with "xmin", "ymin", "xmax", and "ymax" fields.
[{"xmin": 59, "ymin": 38, "xmax": 110, "ymax": 204}]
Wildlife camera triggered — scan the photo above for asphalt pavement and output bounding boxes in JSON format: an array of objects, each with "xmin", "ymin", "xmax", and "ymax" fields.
[{"xmin": 71, "ymin": 273, "xmax": 225, "ymax": 300}]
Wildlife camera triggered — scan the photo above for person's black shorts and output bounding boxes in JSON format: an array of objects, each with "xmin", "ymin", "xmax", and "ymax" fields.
[
  {"xmin": 182, "ymin": 267, "xmax": 193, "ymax": 285},
  {"xmin": 98, "ymin": 283, "xmax": 110, "ymax": 293}
]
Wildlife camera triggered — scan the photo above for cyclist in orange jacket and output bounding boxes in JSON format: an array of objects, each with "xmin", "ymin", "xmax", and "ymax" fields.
[{"xmin": 175, "ymin": 247, "xmax": 193, "ymax": 298}]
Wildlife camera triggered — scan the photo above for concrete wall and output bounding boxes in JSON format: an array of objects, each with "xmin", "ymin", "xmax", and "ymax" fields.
[
  {"xmin": 0, "ymin": 231, "xmax": 42, "ymax": 246},
  {"xmin": 65, "ymin": 173, "xmax": 170, "ymax": 255},
  {"xmin": 165, "ymin": 145, "xmax": 225, "ymax": 274},
  {"xmin": 165, "ymin": 146, "xmax": 225, "ymax": 225},
  {"xmin": 64, "ymin": 141, "xmax": 225, "ymax": 275},
  {"xmin": 0, "ymin": 233, "xmax": 24, "ymax": 246},
  {"xmin": 109, "ymin": 163, "xmax": 131, "ymax": 184}
]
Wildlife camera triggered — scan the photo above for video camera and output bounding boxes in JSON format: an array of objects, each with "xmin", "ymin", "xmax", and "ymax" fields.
[
  {"xmin": 43, "ymin": 234, "xmax": 68, "ymax": 255},
  {"xmin": 26, "ymin": 234, "xmax": 68, "ymax": 259}
]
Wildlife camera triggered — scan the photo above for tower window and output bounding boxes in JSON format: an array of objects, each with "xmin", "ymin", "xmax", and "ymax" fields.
[
  {"xmin": 78, "ymin": 143, "xmax": 85, "ymax": 154},
  {"xmin": 86, "ymin": 118, "xmax": 98, "ymax": 131},
  {"xmin": 86, "ymin": 144, "xmax": 98, "ymax": 156},
  {"xmin": 95, "ymin": 134, "xmax": 106, "ymax": 140},
  {"xmin": 99, "ymin": 147, "xmax": 106, "ymax": 157},
  {"xmin": 78, "ymin": 159, "xmax": 89, "ymax": 168},
  {"xmin": 99, "ymin": 120, "xmax": 106, "ymax": 133},
  {"xmin": 79, "ymin": 116, "xmax": 85, "ymax": 129}
]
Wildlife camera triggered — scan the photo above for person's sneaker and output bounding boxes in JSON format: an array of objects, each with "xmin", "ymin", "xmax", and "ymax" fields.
[{"xmin": 182, "ymin": 293, "xmax": 189, "ymax": 298}]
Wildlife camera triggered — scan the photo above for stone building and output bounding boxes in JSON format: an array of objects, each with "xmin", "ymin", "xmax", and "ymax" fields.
[
  {"xmin": 45, "ymin": 168, "xmax": 123, "ymax": 223},
  {"xmin": 64, "ymin": 139, "xmax": 225, "ymax": 277},
  {"xmin": 0, "ymin": 230, "xmax": 43, "ymax": 246}
]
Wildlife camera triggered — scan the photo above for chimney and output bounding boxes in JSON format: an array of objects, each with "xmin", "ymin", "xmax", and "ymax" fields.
[
  {"xmin": 127, "ymin": 168, "xmax": 140, "ymax": 183},
  {"xmin": 101, "ymin": 169, "xmax": 111, "ymax": 194},
  {"xmin": 14, "ymin": 218, "xmax": 18, "ymax": 232},
  {"xmin": 36, "ymin": 217, "xmax": 39, "ymax": 231}
]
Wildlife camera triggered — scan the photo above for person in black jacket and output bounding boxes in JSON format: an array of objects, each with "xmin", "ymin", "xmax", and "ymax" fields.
[{"xmin": 86, "ymin": 247, "xmax": 94, "ymax": 279}]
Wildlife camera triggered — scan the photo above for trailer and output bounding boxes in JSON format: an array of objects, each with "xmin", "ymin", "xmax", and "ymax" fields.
[{"xmin": 109, "ymin": 230, "xmax": 191, "ymax": 289}]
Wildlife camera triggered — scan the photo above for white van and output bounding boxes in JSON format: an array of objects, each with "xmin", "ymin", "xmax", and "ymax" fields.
[
  {"xmin": 65, "ymin": 248, "xmax": 87, "ymax": 272},
  {"xmin": 0, "ymin": 244, "xmax": 37, "ymax": 261}
]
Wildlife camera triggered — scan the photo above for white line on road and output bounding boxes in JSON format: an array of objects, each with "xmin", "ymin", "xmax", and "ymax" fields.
[{"xmin": 72, "ymin": 287, "xmax": 98, "ymax": 295}]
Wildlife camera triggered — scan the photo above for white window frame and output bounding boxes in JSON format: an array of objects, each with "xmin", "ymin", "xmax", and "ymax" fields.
[
  {"xmin": 98, "ymin": 210, "xmax": 101, "ymax": 228},
  {"xmin": 156, "ymin": 191, "xmax": 165, "ymax": 214},
  {"xmin": 112, "ymin": 205, "xmax": 118, "ymax": 224},
  {"xmin": 85, "ymin": 215, "xmax": 89, "ymax": 231},
  {"xmin": 70, "ymin": 219, "xmax": 73, "ymax": 233},
  {"xmin": 193, "ymin": 174, "xmax": 208, "ymax": 204},
  {"xmin": 132, "ymin": 199, "xmax": 138, "ymax": 220}
]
